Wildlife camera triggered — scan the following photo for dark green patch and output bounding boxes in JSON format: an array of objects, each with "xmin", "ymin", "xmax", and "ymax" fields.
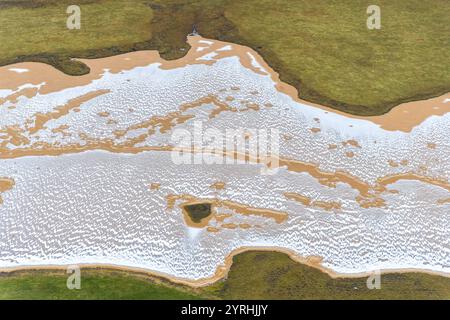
[
  {"xmin": 183, "ymin": 203, "xmax": 212, "ymax": 223},
  {"xmin": 2, "ymin": 251, "xmax": 450, "ymax": 299}
]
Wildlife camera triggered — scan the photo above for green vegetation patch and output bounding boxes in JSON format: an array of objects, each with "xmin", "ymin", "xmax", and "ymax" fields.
[
  {"xmin": 183, "ymin": 203, "xmax": 212, "ymax": 223},
  {"xmin": 0, "ymin": 268, "xmax": 204, "ymax": 300},
  {"xmin": 1, "ymin": 252, "xmax": 450, "ymax": 299},
  {"xmin": 221, "ymin": 0, "xmax": 450, "ymax": 115},
  {"xmin": 205, "ymin": 251, "xmax": 450, "ymax": 299}
]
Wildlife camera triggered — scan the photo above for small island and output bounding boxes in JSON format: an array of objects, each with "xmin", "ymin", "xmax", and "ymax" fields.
[{"xmin": 182, "ymin": 202, "xmax": 213, "ymax": 227}]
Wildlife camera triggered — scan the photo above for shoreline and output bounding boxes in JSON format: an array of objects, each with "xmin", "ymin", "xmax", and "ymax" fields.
[
  {"xmin": 1, "ymin": 246, "xmax": 450, "ymax": 288},
  {"xmin": 1, "ymin": 36, "xmax": 449, "ymax": 134},
  {"xmin": 1, "ymin": 38, "xmax": 449, "ymax": 289},
  {"xmin": 1, "ymin": 0, "xmax": 449, "ymax": 118}
]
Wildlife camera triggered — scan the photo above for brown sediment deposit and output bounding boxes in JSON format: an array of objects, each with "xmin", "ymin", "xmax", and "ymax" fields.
[
  {"xmin": 388, "ymin": 160, "xmax": 399, "ymax": 167},
  {"xmin": 220, "ymin": 200, "xmax": 288, "ymax": 224},
  {"xmin": 166, "ymin": 195, "xmax": 214, "ymax": 228},
  {"xmin": 0, "ymin": 35, "xmax": 450, "ymax": 289},
  {"xmin": 274, "ymin": 74, "xmax": 450, "ymax": 132},
  {"xmin": 218, "ymin": 38, "xmax": 450, "ymax": 133},
  {"xmin": 165, "ymin": 194, "xmax": 288, "ymax": 229},
  {"xmin": 97, "ymin": 111, "xmax": 110, "ymax": 117},
  {"xmin": 313, "ymin": 201, "xmax": 342, "ymax": 211},
  {"xmin": 278, "ymin": 158, "xmax": 450, "ymax": 209},
  {"xmin": 284, "ymin": 192, "xmax": 341, "ymax": 211},
  {"xmin": 310, "ymin": 127, "xmax": 321, "ymax": 133},
  {"xmin": 427, "ymin": 142, "xmax": 437, "ymax": 149},
  {"xmin": 390, "ymin": 159, "xmax": 409, "ymax": 167},
  {"xmin": 0, "ymin": 177, "xmax": 14, "ymax": 193},
  {"xmin": 0, "ymin": 177, "xmax": 15, "ymax": 204},
  {"xmin": 0, "ymin": 33, "xmax": 448, "ymax": 213},
  {"xmin": 0, "ymin": 131, "xmax": 448, "ymax": 212},
  {"xmin": 284, "ymin": 192, "xmax": 311, "ymax": 206},
  {"xmin": 328, "ymin": 144, "xmax": 337, "ymax": 150},
  {"xmin": 345, "ymin": 151, "xmax": 355, "ymax": 158},
  {"xmin": 215, "ymin": 213, "xmax": 232, "ymax": 223},
  {"xmin": 26, "ymin": 90, "xmax": 110, "ymax": 135},
  {"xmin": 108, "ymin": 93, "xmax": 256, "ymax": 143},
  {"xmin": 356, "ymin": 196, "xmax": 386, "ymax": 209},
  {"xmin": 377, "ymin": 173, "xmax": 450, "ymax": 193},
  {"xmin": 222, "ymin": 223, "xmax": 238, "ymax": 229},
  {"xmin": 0, "ymin": 87, "xmax": 39, "ymax": 105},
  {"xmin": 278, "ymin": 159, "xmax": 372, "ymax": 198},
  {"xmin": 206, "ymin": 226, "xmax": 220, "ymax": 233}
]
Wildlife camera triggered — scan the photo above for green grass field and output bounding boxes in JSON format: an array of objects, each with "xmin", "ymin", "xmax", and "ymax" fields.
[
  {"xmin": 1, "ymin": 0, "xmax": 449, "ymax": 300},
  {"xmin": 223, "ymin": 0, "xmax": 450, "ymax": 115},
  {"xmin": 0, "ymin": 269, "xmax": 204, "ymax": 300},
  {"xmin": 1, "ymin": 0, "xmax": 449, "ymax": 114},
  {"xmin": 1, "ymin": 251, "xmax": 449, "ymax": 300},
  {"xmin": 205, "ymin": 251, "xmax": 450, "ymax": 299}
]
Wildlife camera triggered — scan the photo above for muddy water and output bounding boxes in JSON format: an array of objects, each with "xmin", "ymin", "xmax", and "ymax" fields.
[
  {"xmin": 0, "ymin": 35, "xmax": 449, "ymax": 280},
  {"xmin": 1, "ymin": 36, "xmax": 449, "ymax": 132}
]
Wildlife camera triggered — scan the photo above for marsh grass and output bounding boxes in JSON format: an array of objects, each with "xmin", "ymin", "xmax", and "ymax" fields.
[{"xmin": 1, "ymin": 251, "xmax": 449, "ymax": 299}]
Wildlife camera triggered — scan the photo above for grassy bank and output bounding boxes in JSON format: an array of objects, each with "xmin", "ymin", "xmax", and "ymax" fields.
[
  {"xmin": 1, "ymin": 0, "xmax": 449, "ymax": 115},
  {"xmin": 1, "ymin": 251, "xmax": 449, "ymax": 299},
  {"xmin": 222, "ymin": 0, "xmax": 450, "ymax": 115},
  {"xmin": 0, "ymin": 268, "xmax": 204, "ymax": 299},
  {"xmin": 205, "ymin": 251, "xmax": 450, "ymax": 299}
]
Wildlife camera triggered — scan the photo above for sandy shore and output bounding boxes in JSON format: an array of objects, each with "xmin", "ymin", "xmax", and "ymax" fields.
[
  {"xmin": 1, "ymin": 246, "xmax": 449, "ymax": 288},
  {"xmin": 1, "ymin": 36, "xmax": 449, "ymax": 133}
]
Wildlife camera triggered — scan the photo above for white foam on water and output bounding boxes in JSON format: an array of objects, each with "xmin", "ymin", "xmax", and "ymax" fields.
[{"xmin": 0, "ymin": 40, "xmax": 449, "ymax": 280}]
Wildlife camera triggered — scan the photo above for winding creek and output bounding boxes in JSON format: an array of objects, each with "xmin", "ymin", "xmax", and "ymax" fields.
[{"xmin": 0, "ymin": 36, "xmax": 449, "ymax": 283}]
